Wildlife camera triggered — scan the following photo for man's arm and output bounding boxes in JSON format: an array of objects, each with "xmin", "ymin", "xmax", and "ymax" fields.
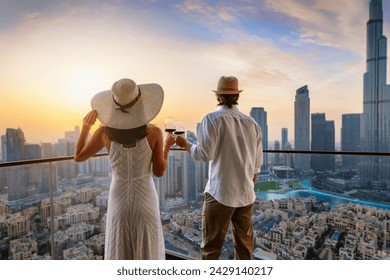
[{"xmin": 176, "ymin": 115, "xmax": 218, "ymax": 161}]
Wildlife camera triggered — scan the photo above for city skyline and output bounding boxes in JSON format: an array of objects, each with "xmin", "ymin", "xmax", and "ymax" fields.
[
  {"xmin": 1, "ymin": 0, "xmax": 390, "ymax": 144},
  {"xmin": 2, "ymin": 1, "xmax": 390, "ymax": 263}
]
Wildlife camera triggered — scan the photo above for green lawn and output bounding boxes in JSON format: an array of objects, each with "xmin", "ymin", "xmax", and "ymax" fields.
[
  {"xmin": 254, "ymin": 181, "xmax": 280, "ymax": 192},
  {"xmin": 289, "ymin": 181, "xmax": 301, "ymax": 188},
  {"xmin": 254, "ymin": 180, "xmax": 302, "ymax": 192}
]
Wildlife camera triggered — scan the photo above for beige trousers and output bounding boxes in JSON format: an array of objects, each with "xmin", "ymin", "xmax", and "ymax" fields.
[{"xmin": 200, "ymin": 193, "xmax": 254, "ymax": 260}]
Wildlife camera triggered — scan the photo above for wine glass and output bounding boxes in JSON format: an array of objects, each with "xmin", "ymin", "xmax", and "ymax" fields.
[
  {"xmin": 174, "ymin": 121, "xmax": 185, "ymax": 137},
  {"xmin": 164, "ymin": 117, "xmax": 176, "ymax": 134}
]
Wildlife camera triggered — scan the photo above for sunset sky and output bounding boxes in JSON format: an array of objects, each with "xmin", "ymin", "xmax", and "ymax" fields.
[{"xmin": 0, "ymin": 0, "xmax": 388, "ymax": 147}]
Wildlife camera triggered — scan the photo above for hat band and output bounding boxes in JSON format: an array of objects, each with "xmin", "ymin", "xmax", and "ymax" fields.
[
  {"xmin": 113, "ymin": 87, "xmax": 141, "ymax": 113},
  {"xmin": 217, "ymin": 87, "xmax": 238, "ymax": 91}
]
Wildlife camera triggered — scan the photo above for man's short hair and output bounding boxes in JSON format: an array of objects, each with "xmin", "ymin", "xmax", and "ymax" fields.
[{"xmin": 216, "ymin": 94, "xmax": 239, "ymax": 108}]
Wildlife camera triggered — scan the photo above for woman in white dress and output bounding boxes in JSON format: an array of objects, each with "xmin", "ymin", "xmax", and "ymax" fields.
[{"xmin": 74, "ymin": 78, "xmax": 175, "ymax": 260}]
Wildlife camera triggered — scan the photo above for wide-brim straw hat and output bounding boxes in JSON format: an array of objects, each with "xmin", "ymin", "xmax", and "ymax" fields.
[
  {"xmin": 91, "ymin": 78, "xmax": 164, "ymax": 129},
  {"xmin": 212, "ymin": 76, "xmax": 243, "ymax": 94}
]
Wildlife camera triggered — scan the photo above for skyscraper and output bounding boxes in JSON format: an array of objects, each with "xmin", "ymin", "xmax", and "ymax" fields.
[
  {"xmin": 41, "ymin": 143, "xmax": 54, "ymax": 158},
  {"xmin": 183, "ymin": 131, "xmax": 198, "ymax": 202},
  {"xmin": 361, "ymin": 0, "xmax": 390, "ymax": 183},
  {"xmin": 281, "ymin": 128, "xmax": 288, "ymax": 149},
  {"xmin": 280, "ymin": 128, "xmax": 289, "ymax": 166},
  {"xmin": 250, "ymin": 107, "xmax": 268, "ymax": 172},
  {"xmin": 294, "ymin": 86, "xmax": 310, "ymax": 172},
  {"xmin": 5, "ymin": 128, "xmax": 26, "ymax": 162},
  {"xmin": 24, "ymin": 144, "xmax": 42, "ymax": 160},
  {"xmin": 274, "ymin": 140, "xmax": 280, "ymax": 165},
  {"xmin": 311, "ymin": 113, "xmax": 326, "ymax": 171},
  {"xmin": 325, "ymin": 120, "xmax": 335, "ymax": 171},
  {"xmin": 1, "ymin": 128, "xmax": 60, "ymax": 207},
  {"xmin": 311, "ymin": 113, "xmax": 335, "ymax": 171},
  {"xmin": 1, "ymin": 135, "xmax": 6, "ymax": 161},
  {"xmin": 341, "ymin": 114, "xmax": 361, "ymax": 168}
]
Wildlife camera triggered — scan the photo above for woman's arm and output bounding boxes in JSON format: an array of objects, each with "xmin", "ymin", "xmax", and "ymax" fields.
[
  {"xmin": 74, "ymin": 110, "xmax": 107, "ymax": 162},
  {"xmin": 148, "ymin": 126, "xmax": 175, "ymax": 177}
]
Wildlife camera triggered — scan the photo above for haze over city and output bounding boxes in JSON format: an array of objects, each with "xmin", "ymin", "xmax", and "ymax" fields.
[{"xmin": 1, "ymin": 0, "xmax": 390, "ymax": 144}]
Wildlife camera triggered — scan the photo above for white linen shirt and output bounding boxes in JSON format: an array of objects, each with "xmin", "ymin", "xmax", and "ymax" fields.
[{"xmin": 190, "ymin": 105, "xmax": 263, "ymax": 207}]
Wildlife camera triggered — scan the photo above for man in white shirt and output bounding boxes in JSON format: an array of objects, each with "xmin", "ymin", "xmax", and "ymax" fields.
[{"xmin": 176, "ymin": 76, "xmax": 263, "ymax": 260}]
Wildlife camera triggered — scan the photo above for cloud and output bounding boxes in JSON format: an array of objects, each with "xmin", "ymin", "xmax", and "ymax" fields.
[
  {"xmin": 175, "ymin": 0, "xmax": 246, "ymax": 38},
  {"xmin": 21, "ymin": 12, "xmax": 41, "ymax": 21},
  {"xmin": 176, "ymin": 0, "xmax": 238, "ymax": 22},
  {"xmin": 263, "ymin": 0, "xmax": 367, "ymax": 54}
]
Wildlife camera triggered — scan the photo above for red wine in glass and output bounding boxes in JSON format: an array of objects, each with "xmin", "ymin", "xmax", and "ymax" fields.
[
  {"xmin": 174, "ymin": 121, "xmax": 185, "ymax": 136},
  {"xmin": 174, "ymin": 130, "xmax": 184, "ymax": 135},
  {"xmin": 165, "ymin": 118, "xmax": 176, "ymax": 134},
  {"xmin": 165, "ymin": 128, "xmax": 176, "ymax": 133}
]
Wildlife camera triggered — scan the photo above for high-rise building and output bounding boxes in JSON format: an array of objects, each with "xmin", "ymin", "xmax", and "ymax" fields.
[
  {"xmin": 311, "ymin": 113, "xmax": 326, "ymax": 172},
  {"xmin": 24, "ymin": 144, "xmax": 42, "ymax": 160},
  {"xmin": 0, "ymin": 166, "xmax": 6, "ymax": 194},
  {"xmin": 325, "ymin": 120, "xmax": 335, "ymax": 171},
  {"xmin": 361, "ymin": 0, "xmax": 390, "ymax": 183},
  {"xmin": 190, "ymin": 126, "xmax": 209, "ymax": 194},
  {"xmin": 281, "ymin": 128, "xmax": 288, "ymax": 149},
  {"xmin": 311, "ymin": 113, "xmax": 335, "ymax": 171},
  {"xmin": 274, "ymin": 140, "xmax": 280, "ymax": 165},
  {"xmin": 4, "ymin": 128, "xmax": 26, "ymax": 162},
  {"xmin": 183, "ymin": 131, "xmax": 198, "ymax": 202},
  {"xmin": 7, "ymin": 161, "xmax": 57, "ymax": 207},
  {"xmin": 0, "ymin": 135, "xmax": 6, "ymax": 161},
  {"xmin": 294, "ymin": 86, "xmax": 310, "ymax": 172},
  {"xmin": 280, "ymin": 128, "xmax": 289, "ymax": 166},
  {"xmin": 165, "ymin": 153, "xmax": 179, "ymax": 196},
  {"xmin": 41, "ymin": 143, "xmax": 54, "ymax": 158},
  {"xmin": 64, "ymin": 126, "xmax": 80, "ymax": 142},
  {"xmin": 250, "ymin": 107, "xmax": 268, "ymax": 172},
  {"xmin": 341, "ymin": 114, "xmax": 361, "ymax": 168}
]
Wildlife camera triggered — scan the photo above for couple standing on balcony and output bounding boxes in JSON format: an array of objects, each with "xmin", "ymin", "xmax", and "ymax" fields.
[{"xmin": 74, "ymin": 76, "xmax": 263, "ymax": 260}]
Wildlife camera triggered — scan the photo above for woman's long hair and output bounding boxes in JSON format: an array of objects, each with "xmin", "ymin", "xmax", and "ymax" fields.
[{"xmin": 105, "ymin": 125, "xmax": 148, "ymax": 145}]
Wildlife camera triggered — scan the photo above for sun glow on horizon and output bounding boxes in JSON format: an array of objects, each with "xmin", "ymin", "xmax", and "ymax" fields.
[{"xmin": 1, "ymin": 0, "xmax": 386, "ymax": 145}]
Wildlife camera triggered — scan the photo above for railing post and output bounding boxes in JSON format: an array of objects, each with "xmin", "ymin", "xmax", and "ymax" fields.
[
  {"xmin": 286, "ymin": 152, "xmax": 291, "ymax": 218},
  {"xmin": 49, "ymin": 162, "xmax": 55, "ymax": 260}
]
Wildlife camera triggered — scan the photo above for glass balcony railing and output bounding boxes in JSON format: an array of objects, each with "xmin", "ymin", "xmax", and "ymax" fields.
[{"xmin": 0, "ymin": 150, "xmax": 389, "ymax": 260}]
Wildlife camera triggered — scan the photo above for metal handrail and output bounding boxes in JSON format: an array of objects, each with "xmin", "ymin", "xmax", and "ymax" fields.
[
  {"xmin": 0, "ymin": 150, "xmax": 389, "ymax": 168},
  {"xmin": 0, "ymin": 153, "xmax": 108, "ymax": 167},
  {"xmin": 264, "ymin": 150, "xmax": 390, "ymax": 156}
]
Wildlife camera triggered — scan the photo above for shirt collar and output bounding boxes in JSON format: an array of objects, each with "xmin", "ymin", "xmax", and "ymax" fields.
[{"xmin": 220, "ymin": 105, "xmax": 239, "ymax": 111}]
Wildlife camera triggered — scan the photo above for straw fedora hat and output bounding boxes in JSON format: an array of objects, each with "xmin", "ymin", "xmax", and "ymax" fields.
[
  {"xmin": 91, "ymin": 78, "xmax": 164, "ymax": 129},
  {"xmin": 212, "ymin": 76, "xmax": 243, "ymax": 94}
]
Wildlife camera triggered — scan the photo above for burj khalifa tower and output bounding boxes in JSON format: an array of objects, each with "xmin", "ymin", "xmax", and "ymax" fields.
[{"xmin": 361, "ymin": 0, "xmax": 390, "ymax": 183}]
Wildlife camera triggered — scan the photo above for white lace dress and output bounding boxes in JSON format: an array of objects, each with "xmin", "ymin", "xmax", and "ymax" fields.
[{"xmin": 104, "ymin": 138, "xmax": 165, "ymax": 259}]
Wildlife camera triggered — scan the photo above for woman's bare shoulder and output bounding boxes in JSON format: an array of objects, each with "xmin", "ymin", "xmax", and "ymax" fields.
[{"xmin": 147, "ymin": 124, "xmax": 162, "ymax": 135}]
